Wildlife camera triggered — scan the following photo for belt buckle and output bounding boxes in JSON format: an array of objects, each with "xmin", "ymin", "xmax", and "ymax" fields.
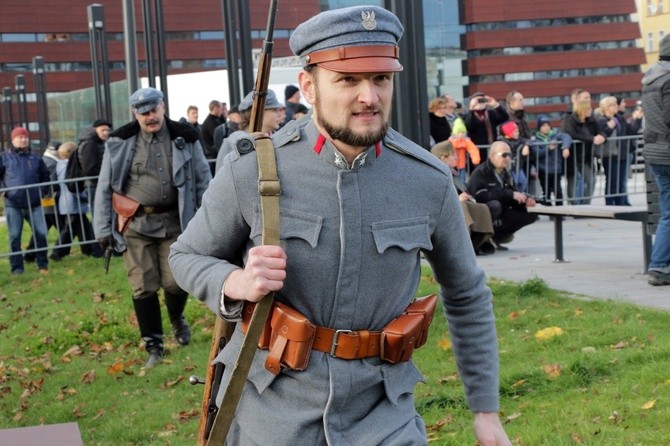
[
  {"xmin": 330, "ymin": 329, "xmax": 352, "ymax": 356},
  {"xmin": 144, "ymin": 206, "xmax": 155, "ymax": 214}
]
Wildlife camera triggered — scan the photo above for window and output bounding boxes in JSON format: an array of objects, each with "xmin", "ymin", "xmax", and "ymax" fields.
[
  {"xmin": 648, "ymin": 0, "xmax": 656, "ymax": 14},
  {"xmin": 658, "ymin": 0, "xmax": 664, "ymax": 13},
  {"xmin": 647, "ymin": 32, "xmax": 655, "ymax": 52}
]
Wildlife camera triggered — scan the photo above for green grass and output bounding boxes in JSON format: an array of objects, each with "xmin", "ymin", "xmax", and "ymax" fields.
[{"xmin": 2, "ymin": 226, "xmax": 670, "ymax": 444}]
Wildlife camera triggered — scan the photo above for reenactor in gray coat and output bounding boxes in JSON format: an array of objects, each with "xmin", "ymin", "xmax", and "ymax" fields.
[
  {"xmin": 94, "ymin": 87, "xmax": 212, "ymax": 368},
  {"xmin": 169, "ymin": 5, "xmax": 511, "ymax": 445}
]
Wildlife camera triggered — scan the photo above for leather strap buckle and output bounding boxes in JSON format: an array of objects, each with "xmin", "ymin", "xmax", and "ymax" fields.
[{"xmin": 329, "ymin": 329, "xmax": 352, "ymax": 356}]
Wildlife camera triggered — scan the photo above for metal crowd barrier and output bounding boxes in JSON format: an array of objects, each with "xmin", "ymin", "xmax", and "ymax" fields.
[
  {"xmin": 0, "ymin": 176, "xmax": 100, "ymax": 260},
  {"xmin": 0, "ymin": 136, "xmax": 648, "ymax": 259},
  {"xmin": 461, "ymin": 135, "xmax": 646, "ymax": 206}
]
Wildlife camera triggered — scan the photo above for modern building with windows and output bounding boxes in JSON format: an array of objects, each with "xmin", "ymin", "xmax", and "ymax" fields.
[
  {"xmin": 460, "ymin": 0, "xmax": 646, "ymax": 123},
  {"xmin": 0, "ymin": 0, "xmax": 647, "ymax": 147}
]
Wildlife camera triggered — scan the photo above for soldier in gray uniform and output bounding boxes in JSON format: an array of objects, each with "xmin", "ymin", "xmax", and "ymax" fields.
[
  {"xmin": 94, "ymin": 87, "xmax": 212, "ymax": 368},
  {"xmin": 169, "ymin": 5, "xmax": 510, "ymax": 445}
]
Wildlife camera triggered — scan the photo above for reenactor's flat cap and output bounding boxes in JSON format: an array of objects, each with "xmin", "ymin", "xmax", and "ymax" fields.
[
  {"xmin": 130, "ymin": 87, "xmax": 164, "ymax": 113},
  {"xmin": 238, "ymin": 89, "xmax": 283, "ymax": 112},
  {"xmin": 289, "ymin": 5, "xmax": 403, "ymax": 73}
]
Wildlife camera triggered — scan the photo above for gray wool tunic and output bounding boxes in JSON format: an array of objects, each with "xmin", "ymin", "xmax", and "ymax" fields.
[{"xmin": 169, "ymin": 119, "xmax": 500, "ymax": 445}]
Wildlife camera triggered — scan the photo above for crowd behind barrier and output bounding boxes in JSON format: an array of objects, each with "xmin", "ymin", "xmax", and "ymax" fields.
[{"xmin": 0, "ymin": 137, "xmax": 648, "ymax": 260}]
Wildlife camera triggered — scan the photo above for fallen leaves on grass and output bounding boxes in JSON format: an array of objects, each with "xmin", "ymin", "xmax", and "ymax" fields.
[
  {"xmin": 542, "ymin": 364, "xmax": 562, "ymax": 379},
  {"xmin": 503, "ymin": 412, "xmax": 521, "ymax": 423},
  {"xmin": 508, "ymin": 310, "xmax": 526, "ymax": 320},
  {"xmin": 163, "ymin": 375, "xmax": 185, "ymax": 388},
  {"xmin": 535, "ymin": 326, "xmax": 564, "ymax": 341},
  {"xmin": 641, "ymin": 399, "xmax": 657, "ymax": 410},
  {"xmin": 177, "ymin": 409, "xmax": 199, "ymax": 421},
  {"xmin": 437, "ymin": 338, "xmax": 452, "ymax": 351},
  {"xmin": 81, "ymin": 369, "xmax": 96, "ymax": 384},
  {"xmin": 426, "ymin": 414, "xmax": 454, "ymax": 432},
  {"xmin": 61, "ymin": 345, "xmax": 83, "ymax": 362}
]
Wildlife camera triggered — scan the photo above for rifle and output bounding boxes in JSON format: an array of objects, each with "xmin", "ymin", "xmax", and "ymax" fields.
[{"xmin": 191, "ymin": 2, "xmax": 279, "ymax": 445}]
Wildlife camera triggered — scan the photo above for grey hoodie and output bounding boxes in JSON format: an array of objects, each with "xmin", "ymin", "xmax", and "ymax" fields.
[{"xmin": 641, "ymin": 60, "xmax": 670, "ymax": 164}]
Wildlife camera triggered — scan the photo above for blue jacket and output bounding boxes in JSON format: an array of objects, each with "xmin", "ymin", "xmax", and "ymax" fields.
[
  {"xmin": 532, "ymin": 129, "xmax": 573, "ymax": 174},
  {"xmin": 0, "ymin": 148, "xmax": 50, "ymax": 208}
]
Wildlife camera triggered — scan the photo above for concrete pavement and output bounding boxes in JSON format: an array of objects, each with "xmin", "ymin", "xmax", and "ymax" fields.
[{"xmin": 475, "ymin": 202, "xmax": 670, "ymax": 311}]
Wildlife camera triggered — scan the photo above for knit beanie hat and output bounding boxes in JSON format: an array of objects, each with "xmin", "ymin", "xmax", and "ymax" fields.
[
  {"xmin": 451, "ymin": 117, "xmax": 467, "ymax": 134},
  {"xmin": 11, "ymin": 127, "xmax": 29, "ymax": 140},
  {"xmin": 284, "ymin": 85, "xmax": 300, "ymax": 100},
  {"xmin": 501, "ymin": 121, "xmax": 518, "ymax": 138},
  {"xmin": 536, "ymin": 115, "xmax": 551, "ymax": 128}
]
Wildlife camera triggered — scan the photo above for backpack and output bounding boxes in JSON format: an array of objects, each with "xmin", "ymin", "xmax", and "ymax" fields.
[{"xmin": 65, "ymin": 144, "xmax": 85, "ymax": 193}]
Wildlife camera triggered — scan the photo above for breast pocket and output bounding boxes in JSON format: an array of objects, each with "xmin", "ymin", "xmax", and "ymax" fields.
[
  {"xmin": 371, "ymin": 216, "xmax": 432, "ymax": 254},
  {"xmin": 250, "ymin": 205, "xmax": 323, "ymax": 247}
]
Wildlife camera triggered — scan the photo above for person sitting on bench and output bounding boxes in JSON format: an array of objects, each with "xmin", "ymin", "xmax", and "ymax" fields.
[{"xmin": 467, "ymin": 140, "xmax": 539, "ymax": 250}]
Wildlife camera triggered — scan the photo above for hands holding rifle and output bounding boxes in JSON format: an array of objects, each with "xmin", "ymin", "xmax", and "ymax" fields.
[{"xmin": 222, "ymin": 246, "xmax": 287, "ymax": 302}]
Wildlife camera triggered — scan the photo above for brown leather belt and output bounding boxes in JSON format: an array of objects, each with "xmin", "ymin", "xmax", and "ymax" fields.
[
  {"xmin": 242, "ymin": 302, "xmax": 381, "ymax": 360},
  {"xmin": 139, "ymin": 204, "xmax": 177, "ymax": 214}
]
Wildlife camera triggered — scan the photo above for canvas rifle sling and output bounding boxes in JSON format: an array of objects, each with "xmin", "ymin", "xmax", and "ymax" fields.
[{"xmin": 206, "ymin": 136, "xmax": 280, "ymax": 445}]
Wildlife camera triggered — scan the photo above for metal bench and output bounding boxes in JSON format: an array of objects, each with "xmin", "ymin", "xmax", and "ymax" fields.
[{"xmin": 527, "ymin": 205, "xmax": 651, "ymax": 272}]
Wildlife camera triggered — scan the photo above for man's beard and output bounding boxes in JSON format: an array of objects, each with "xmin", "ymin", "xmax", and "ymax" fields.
[{"xmin": 314, "ymin": 87, "xmax": 389, "ymax": 148}]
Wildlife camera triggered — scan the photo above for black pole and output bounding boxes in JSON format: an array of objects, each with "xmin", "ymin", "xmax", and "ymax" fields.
[
  {"xmin": 141, "ymin": 0, "xmax": 156, "ymax": 88},
  {"xmin": 237, "ymin": 0, "xmax": 253, "ymax": 95},
  {"xmin": 2, "ymin": 87, "xmax": 14, "ymax": 149},
  {"xmin": 222, "ymin": 0, "xmax": 241, "ymax": 106},
  {"xmin": 0, "ymin": 95, "xmax": 5, "ymax": 150},
  {"xmin": 88, "ymin": 4, "xmax": 104, "ymax": 119},
  {"xmin": 384, "ymin": 0, "xmax": 430, "ymax": 148},
  {"xmin": 32, "ymin": 56, "xmax": 50, "ymax": 147},
  {"xmin": 15, "ymin": 74, "xmax": 28, "ymax": 128},
  {"xmin": 153, "ymin": 0, "xmax": 168, "ymax": 109},
  {"xmin": 122, "ymin": 0, "xmax": 139, "ymax": 116},
  {"xmin": 99, "ymin": 25, "xmax": 112, "ymax": 122}
]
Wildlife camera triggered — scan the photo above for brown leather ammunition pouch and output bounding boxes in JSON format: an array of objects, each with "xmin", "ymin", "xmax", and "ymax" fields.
[
  {"xmin": 265, "ymin": 302, "xmax": 316, "ymax": 374},
  {"xmin": 111, "ymin": 192, "xmax": 141, "ymax": 234},
  {"xmin": 404, "ymin": 294, "xmax": 438, "ymax": 348}
]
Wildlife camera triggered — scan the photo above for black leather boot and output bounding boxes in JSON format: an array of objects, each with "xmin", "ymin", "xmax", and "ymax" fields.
[
  {"xmin": 164, "ymin": 291, "xmax": 191, "ymax": 346},
  {"xmin": 132, "ymin": 293, "xmax": 164, "ymax": 368}
]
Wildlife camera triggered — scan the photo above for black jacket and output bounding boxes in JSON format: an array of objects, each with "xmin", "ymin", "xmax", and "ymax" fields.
[{"xmin": 467, "ymin": 159, "xmax": 525, "ymax": 212}]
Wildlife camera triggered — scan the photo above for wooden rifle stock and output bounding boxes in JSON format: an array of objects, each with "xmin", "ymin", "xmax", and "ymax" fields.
[{"xmin": 197, "ymin": 1, "xmax": 279, "ymax": 445}]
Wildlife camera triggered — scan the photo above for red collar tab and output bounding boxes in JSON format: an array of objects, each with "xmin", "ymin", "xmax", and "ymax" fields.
[
  {"xmin": 375, "ymin": 141, "xmax": 381, "ymax": 157},
  {"xmin": 314, "ymin": 133, "xmax": 327, "ymax": 154}
]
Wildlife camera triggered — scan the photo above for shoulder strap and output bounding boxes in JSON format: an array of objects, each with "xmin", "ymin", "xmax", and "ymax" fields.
[{"xmin": 206, "ymin": 136, "xmax": 280, "ymax": 446}]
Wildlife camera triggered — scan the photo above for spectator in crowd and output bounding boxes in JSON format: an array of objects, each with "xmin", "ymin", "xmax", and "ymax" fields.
[
  {"xmin": 532, "ymin": 115, "xmax": 572, "ymax": 205},
  {"xmin": 0, "ymin": 127, "xmax": 50, "ymax": 275},
  {"xmin": 468, "ymin": 140, "xmax": 538, "ymax": 251},
  {"xmin": 428, "ymin": 96, "xmax": 452, "ymax": 145},
  {"xmin": 179, "ymin": 105, "xmax": 200, "ymax": 131},
  {"xmin": 442, "ymin": 93, "xmax": 460, "ymax": 128},
  {"xmin": 213, "ymin": 105, "xmax": 242, "ymax": 157},
  {"xmin": 94, "ymin": 87, "xmax": 212, "ymax": 368},
  {"xmin": 51, "ymin": 142, "xmax": 103, "ymax": 260},
  {"xmin": 594, "ymin": 96, "xmax": 628, "ymax": 206},
  {"xmin": 641, "ymin": 33, "xmax": 670, "ymax": 286},
  {"xmin": 282, "ymin": 84, "xmax": 301, "ymax": 125},
  {"xmin": 215, "ymin": 89, "xmax": 285, "ymax": 172},
  {"xmin": 464, "ymin": 92, "xmax": 509, "ymax": 162},
  {"xmin": 499, "ymin": 121, "xmax": 533, "ymax": 193},
  {"xmin": 24, "ymin": 140, "xmax": 62, "ymax": 262},
  {"xmin": 505, "ymin": 90, "xmax": 531, "ymax": 139},
  {"xmin": 615, "ymin": 96, "xmax": 644, "ymax": 206},
  {"xmin": 200, "ymin": 99, "xmax": 225, "ymax": 170},
  {"xmin": 170, "ymin": 5, "xmax": 511, "ymax": 444},
  {"xmin": 561, "ymin": 100, "xmax": 605, "ymax": 204},
  {"xmin": 292, "ymin": 103, "xmax": 309, "ymax": 120},
  {"xmin": 431, "ymin": 140, "xmax": 494, "ymax": 254},
  {"xmin": 78, "ymin": 118, "xmax": 112, "ymax": 217},
  {"xmin": 447, "ymin": 117, "xmax": 480, "ymax": 184}
]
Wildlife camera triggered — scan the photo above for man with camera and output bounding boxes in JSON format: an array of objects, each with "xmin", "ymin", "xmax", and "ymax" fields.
[{"xmin": 464, "ymin": 92, "xmax": 509, "ymax": 162}]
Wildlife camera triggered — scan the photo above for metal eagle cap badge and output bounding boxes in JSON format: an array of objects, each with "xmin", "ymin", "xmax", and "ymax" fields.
[{"xmin": 361, "ymin": 11, "xmax": 377, "ymax": 30}]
